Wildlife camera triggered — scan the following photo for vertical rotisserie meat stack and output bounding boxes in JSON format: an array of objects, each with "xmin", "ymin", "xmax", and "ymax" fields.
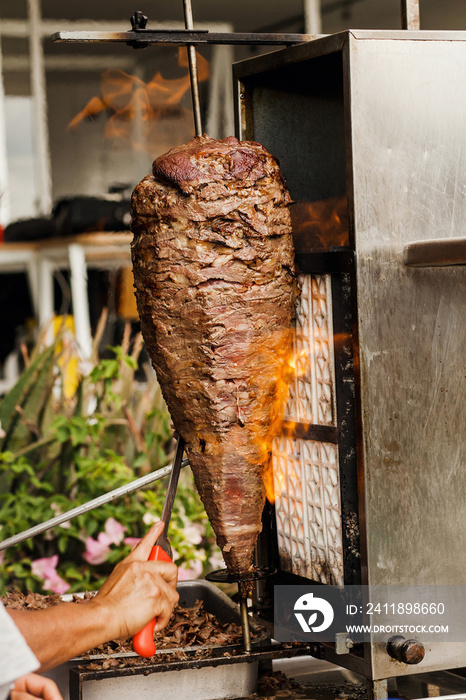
[{"xmin": 131, "ymin": 135, "xmax": 298, "ymax": 574}]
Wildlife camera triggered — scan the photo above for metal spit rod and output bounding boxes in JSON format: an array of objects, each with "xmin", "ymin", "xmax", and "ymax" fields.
[
  {"xmin": 239, "ymin": 583, "xmax": 252, "ymax": 653},
  {"xmin": 183, "ymin": 0, "xmax": 203, "ymax": 136},
  {"xmin": 0, "ymin": 458, "xmax": 189, "ymax": 551}
]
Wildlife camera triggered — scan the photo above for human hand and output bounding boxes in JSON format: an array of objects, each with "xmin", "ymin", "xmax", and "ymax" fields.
[
  {"xmin": 11, "ymin": 674, "xmax": 63, "ymax": 700},
  {"xmin": 91, "ymin": 521, "xmax": 179, "ymax": 639}
]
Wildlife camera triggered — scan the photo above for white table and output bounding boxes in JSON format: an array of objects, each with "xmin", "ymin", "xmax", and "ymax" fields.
[{"xmin": 0, "ymin": 232, "xmax": 132, "ymax": 359}]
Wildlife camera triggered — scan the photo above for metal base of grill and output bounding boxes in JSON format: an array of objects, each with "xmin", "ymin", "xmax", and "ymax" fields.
[{"xmin": 68, "ymin": 644, "xmax": 316, "ymax": 700}]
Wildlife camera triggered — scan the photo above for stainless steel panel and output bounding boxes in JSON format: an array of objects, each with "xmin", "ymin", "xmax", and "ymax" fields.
[
  {"xmin": 74, "ymin": 664, "xmax": 258, "ymax": 700},
  {"xmin": 348, "ymin": 34, "xmax": 466, "ymax": 587},
  {"xmin": 348, "ymin": 34, "xmax": 466, "ymax": 680}
]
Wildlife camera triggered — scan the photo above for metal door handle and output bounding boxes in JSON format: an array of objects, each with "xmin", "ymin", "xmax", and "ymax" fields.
[{"xmin": 403, "ymin": 236, "xmax": 466, "ymax": 267}]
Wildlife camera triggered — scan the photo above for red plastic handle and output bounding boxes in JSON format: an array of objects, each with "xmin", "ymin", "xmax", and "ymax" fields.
[{"xmin": 132, "ymin": 545, "xmax": 172, "ymax": 658}]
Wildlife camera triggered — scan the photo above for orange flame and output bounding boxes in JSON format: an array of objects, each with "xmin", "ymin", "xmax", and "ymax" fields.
[
  {"xmin": 260, "ymin": 324, "xmax": 351, "ymax": 504},
  {"xmin": 68, "ymin": 48, "xmax": 209, "ymax": 151},
  {"xmin": 290, "ymin": 197, "xmax": 349, "ymax": 251},
  {"xmin": 262, "ymin": 196, "xmax": 351, "ymax": 502},
  {"xmin": 287, "ymin": 348, "xmax": 308, "ymax": 372}
]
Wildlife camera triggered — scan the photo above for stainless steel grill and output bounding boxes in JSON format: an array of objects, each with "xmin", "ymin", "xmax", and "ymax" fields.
[{"xmin": 234, "ymin": 29, "xmax": 466, "ymax": 697}]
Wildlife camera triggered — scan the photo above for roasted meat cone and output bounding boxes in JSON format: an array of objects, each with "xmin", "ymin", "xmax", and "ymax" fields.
[{"xmin": 131, "ymin": 135, "xmax": 298, "ymax": 573}]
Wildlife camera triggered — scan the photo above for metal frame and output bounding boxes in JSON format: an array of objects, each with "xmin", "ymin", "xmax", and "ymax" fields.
[{"xmin": 52, "ymin": 30, "xmax": 313, "ymax": 46}]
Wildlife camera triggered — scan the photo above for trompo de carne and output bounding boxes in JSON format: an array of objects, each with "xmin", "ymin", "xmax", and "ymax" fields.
[{"xmin": 131, "ymin": 135, "xmax": 298, "ymax": 573}]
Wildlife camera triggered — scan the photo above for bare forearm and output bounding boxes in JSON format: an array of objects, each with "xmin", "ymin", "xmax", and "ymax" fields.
[
  {"xmin": 8, "ymin": 601, "xmax": 112, "ymax": 671},
  {"xmin": 5, "ymin": 524, "xmax": 178, "ymax": 673}
]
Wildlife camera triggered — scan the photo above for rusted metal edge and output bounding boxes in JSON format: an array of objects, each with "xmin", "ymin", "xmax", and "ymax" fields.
[
  {"xmin": 281, "ymin": 421, "xmax": 339, "ymax": 444},
  {"xmin": 295, "ymin": 250, "xmax": 355, "ymax": 275},
  {"xmin": 51, "ymin": 30, "xmax": 311, "ymax": 46}
]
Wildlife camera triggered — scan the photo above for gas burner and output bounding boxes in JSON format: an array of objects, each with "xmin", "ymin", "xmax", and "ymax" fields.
[{"xmin": 206, "ymin": 566, "xmax": 276, "ymax": 584}]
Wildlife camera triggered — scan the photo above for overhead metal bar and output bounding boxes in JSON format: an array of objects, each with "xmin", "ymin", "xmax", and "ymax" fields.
[
  {"xmin": 52, "ymin": 30, "xmax": 311, "ymax": 46},
  {"xmin": 0, "ymin": 34, "xmax": 10, "ymax": 226},
  {"xmin": 304, "ymin": 0, "xmax": 322, "ymax": 35}
]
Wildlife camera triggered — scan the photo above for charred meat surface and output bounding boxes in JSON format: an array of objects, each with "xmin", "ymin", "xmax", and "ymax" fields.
[{"xmin": 131, "ymin": 135, "xmax": 298, "ymax": 574}]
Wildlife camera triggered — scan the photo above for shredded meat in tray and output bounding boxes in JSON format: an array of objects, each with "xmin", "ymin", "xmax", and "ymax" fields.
[{"xmin": 2, "ymin": 590, "xmax": 254, "ymax": 668}]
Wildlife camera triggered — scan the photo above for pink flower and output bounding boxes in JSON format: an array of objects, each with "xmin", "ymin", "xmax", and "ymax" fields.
[
  {"xmin": 177, "ymin": 558, "xmax": 203, "ymax": 581},
  {"xmin": 31, "ymin": 555, "xmax": 70, "ymax": 594},
  {"xmin": 32, "ymin": 554, "xmax": 59, "ymax": 579},
  {"xmin": 124, "ymin": 537, "xmax": 141, "ymax": 548},
  {"xmin": 103, "ymin": 517, "xmax": 126, "ymax": 545},
  {"xmin": 83, "ymin": 518, "xmax": 127, "ymax": 565},
  {"xmin": 83, "ymin": 535, "xmax": 111, "ymax": 565}
]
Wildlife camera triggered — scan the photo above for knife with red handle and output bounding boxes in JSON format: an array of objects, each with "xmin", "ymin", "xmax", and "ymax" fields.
[{"xmin": 132, "ymin": 436, "xmax": 185, "ymax": 658}]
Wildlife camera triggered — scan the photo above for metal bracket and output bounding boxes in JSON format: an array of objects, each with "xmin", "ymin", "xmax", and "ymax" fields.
[
  {"xmin": 403, "ymin": 236, "xmax": 466, "ymax": 267},
  {"xmin": 335, "ymin": 632, "xmax": 354, "ymax": 654}
]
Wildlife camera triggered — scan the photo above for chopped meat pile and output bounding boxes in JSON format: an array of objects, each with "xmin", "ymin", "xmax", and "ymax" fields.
[
  {"xmin": 2, "ymin": 590, "xmax": 252, "ymax": 668},
  {"xmin": 131, "ymin": 135, "xmax": 298, "ymax": 574}
]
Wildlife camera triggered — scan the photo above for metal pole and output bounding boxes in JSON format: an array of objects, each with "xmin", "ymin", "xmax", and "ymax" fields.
[
  {"xmin": 0, "ymin": 34, "xmax": 11, "ymax": 227},
  {"xmin": 239, "ymin": 582, "xmax": 252, "ymax": 652},
  {"xmin": 28, "ymin": 0, "xmax": 52, "ymax": 214},
  {"xmin": 68, "ymin": 243, "xmax": 93, "ymax": 359},
  {"xmin": 304, "ymin": 0, "xmax": 322, "ymax": 36},
  {"xmin": 0, "ymin": 458, "xmax": 189, "ymax": 551},
  {"xmin": 182, "ymin": 0, "xmax": 203, "ymax": 136},
  {"xmin": 401, "ymin": 0, "xmax": 420, "ymax": 30}
]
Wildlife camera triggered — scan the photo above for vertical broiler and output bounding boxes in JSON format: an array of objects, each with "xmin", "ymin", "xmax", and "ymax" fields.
[
  {"xmin": 233, "ymin": 28, "xmax": 466, "ymax": 697},
  {"xmin": 127, "ymin": 26, "xmax": 466, "ymax": 696}
]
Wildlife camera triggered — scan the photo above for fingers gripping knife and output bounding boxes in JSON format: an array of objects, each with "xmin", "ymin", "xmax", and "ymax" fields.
[{"xmin": 133, "ymin": 436, "xmax": 185, "ymax": 657}]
